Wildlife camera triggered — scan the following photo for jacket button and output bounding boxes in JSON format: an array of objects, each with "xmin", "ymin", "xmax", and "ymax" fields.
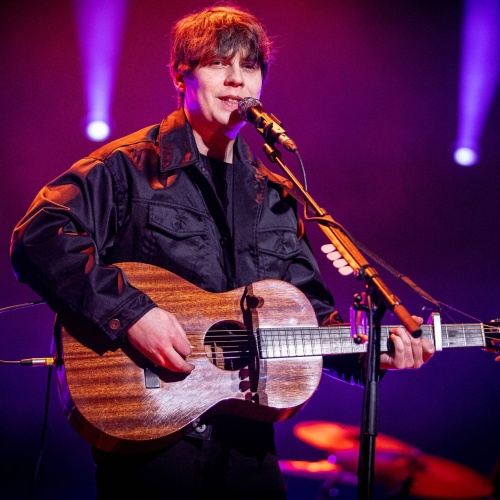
[
  {"xmin": 109, "ymin": 318, "xmax": 121, "ymax": 330},
  {"xmin": 220, "ymin": 237, "xmax": 228, "ymax": 246}
]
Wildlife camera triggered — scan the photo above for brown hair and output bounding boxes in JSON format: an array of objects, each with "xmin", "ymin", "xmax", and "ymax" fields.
[{"xmin": 170, "ymin": 4, "xmax": 273, "ymax": 100}]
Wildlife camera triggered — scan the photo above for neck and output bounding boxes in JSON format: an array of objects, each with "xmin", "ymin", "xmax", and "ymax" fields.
[{"xmin": 192, "ymin": 128, "xmax": 236, "ymax": 163}]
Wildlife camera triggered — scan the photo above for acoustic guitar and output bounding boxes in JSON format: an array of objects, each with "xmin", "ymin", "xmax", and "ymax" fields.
[{"xmin": 55, "ymin": 262, "xmax": 499, "ymax": 453}]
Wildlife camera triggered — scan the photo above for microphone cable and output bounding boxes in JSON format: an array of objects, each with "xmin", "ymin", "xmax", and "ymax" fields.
[
  {"xmin": 29, "ymin": 352, "xmax": 54, "ymax": 500},
  {"xmin": 0, "ymin": 298, "xmax": 55, "ymax": 499}
]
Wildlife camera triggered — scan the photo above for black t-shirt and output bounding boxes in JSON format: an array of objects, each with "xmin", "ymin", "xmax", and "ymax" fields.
[{"xmin": 199, "ymin": 154, "xmax": 234, "ymax": 237}]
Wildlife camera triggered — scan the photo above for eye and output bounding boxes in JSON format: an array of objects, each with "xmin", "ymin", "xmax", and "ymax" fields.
[{"xmin": 242, "ymin": 61, "xmax": 259, "ymax": 70}]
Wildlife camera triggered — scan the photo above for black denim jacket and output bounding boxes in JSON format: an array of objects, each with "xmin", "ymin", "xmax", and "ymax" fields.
[{"xmin": 11, "ymin": 108, "xmax": 363, "ymax": 384}]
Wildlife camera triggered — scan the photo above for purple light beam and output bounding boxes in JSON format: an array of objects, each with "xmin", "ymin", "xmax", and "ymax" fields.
[
  {"xmin": 72, "ymin": 0, "xmax": 129, "ymax": 141},
  {"xmin": 455, "ymin": 0, "xmax": 500, "ymax": 166}
]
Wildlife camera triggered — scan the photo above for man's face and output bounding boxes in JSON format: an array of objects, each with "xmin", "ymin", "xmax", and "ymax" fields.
[{"xmin": 179, "ymin": 52, "xmax": 263, "ymax": 139}]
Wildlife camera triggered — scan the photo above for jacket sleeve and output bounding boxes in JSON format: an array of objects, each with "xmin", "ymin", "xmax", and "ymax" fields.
[{"xmin": 10, "ymin": 157, "xmax": 156, "ymax": 340}]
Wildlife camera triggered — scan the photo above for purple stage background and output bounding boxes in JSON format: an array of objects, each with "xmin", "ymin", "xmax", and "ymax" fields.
[{"xmin": 1, "ymin": 1, "xmax": 499, "ymax": 499}]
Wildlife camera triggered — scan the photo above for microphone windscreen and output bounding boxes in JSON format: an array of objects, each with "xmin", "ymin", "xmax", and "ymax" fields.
[{"xmin": 238, "ymin": 97, "xmax": 262, "ymax": 121}]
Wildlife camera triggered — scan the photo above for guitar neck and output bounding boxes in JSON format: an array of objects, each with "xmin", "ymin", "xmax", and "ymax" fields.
[{"xmin": 259, "ymin": 323, "xmax": 487, "ymax": 359}]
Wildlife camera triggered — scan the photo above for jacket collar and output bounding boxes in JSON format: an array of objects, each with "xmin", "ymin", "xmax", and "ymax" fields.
[{"xmin": 158, "ymin": 108, "xmax": 256, "ymax": 172}]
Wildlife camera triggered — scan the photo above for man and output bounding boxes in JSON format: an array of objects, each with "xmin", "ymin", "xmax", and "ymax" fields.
[{"xmin": 10, "ymin": 4, "xmax": 434, "ymax": 498}]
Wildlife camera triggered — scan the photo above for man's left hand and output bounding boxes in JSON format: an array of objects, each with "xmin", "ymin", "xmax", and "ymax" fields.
[{"xmin": 380, "ymin": 315, "xmax": 435, "ymax": 370}]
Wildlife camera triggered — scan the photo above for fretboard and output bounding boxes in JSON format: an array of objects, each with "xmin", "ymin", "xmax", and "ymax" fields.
[{"xmin": 258, "ymin": 323, "xmax": 486, "ymax": 359}]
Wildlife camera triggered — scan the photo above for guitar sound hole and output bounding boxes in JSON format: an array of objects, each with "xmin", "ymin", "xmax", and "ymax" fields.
[{"xmin": 204, "ymin": 321, "xmax": 256, "ymax": 371}]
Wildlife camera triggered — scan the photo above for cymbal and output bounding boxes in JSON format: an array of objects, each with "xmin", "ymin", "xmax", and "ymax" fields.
[
  {"xmin": 293, "ymin": 420, "xmax": 419, "ymax": 459},
  {"xmin": 279, "ymin": 455, "xmax": 493, "ymax": 499},
  {"xmin": 279, "ymin": 459, "xmax": 357, "ymax": 485},
  {"xmin": 407, "ymin": 454, "xmax": 493, "ymax": 499},
  {"xmin": 293, "ymin": 421, "xmax": 493, "ymax": 498},
  {"xmin": 293, "ymin": 421, "xmax": 420, "ymax": 491}
]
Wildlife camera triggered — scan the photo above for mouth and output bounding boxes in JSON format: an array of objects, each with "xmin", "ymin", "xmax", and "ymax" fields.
[{"xmin": 219, "ymin": 96, "xmax": 242, "ymax": 108}]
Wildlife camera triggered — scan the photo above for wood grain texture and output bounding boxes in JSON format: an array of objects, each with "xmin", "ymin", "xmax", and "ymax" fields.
[{"xmin": 57, "ymin": 262, "xmax": 323, "ymax": 453}]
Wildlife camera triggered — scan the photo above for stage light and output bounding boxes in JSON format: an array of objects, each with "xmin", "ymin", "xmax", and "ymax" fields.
[
  {"xmin": 86, "ymin": 120, "xmax": 111, "ymax": 141},
  {"xmin": 455, "ymin": 0, "xmax": 500, "ymax": 166},
  {"xmin": 73, "ymin": 0, "xmax": 129, "ymax": 141},
  {"xmin": 453, "ymin": 147, "xmax": 479, "ymax": 166}
]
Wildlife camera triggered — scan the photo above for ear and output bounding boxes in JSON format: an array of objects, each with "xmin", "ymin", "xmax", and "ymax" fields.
[{"xmin": 172, "ymin": 71, "xmax": 186, "ymax": 93}]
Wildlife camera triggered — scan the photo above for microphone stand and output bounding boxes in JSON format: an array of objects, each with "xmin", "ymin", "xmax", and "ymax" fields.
[{"xmin": 260, "ymin": 142, "xmax": 422, "ymax": 500}]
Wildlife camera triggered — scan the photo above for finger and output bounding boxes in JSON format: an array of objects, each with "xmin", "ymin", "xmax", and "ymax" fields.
[
  {"xmin": 387, "ymin": 333, "xmax": 410, "ymax": 369},
  {"xmin": 409, "ymin": 317, "xmax": 435, "ymax": 366},
  {"xmin": 146, "ymin": 342, "xmax": 195, "ymax": 373},
  {"xmin": 160, "ymin": 346, "xmax": 195, "ymax": 373},
  {"xmin": 170, "ymin": 331, "xmax": 192, "ymax": 358},
  {"xmin": 380, "ymin": 351, "xmax": 397, "ymax": 369},
  {"xmin": 168, "ymin": 315, "xmax": 193, "ymax": 357},
  {"xmin": 400, "ymin": 329, "xmax": 421, "ymax": 368},
  {"xmin": 421, "ymin": 337, "xmax": 436, "ymax": 363},
  {"xmin": 410, "ymin": 337, "xmax": 424, "ymax": 368},
  {"xmin": 412, "ymin": 315, "xmax": 424, "ymax": 327}
]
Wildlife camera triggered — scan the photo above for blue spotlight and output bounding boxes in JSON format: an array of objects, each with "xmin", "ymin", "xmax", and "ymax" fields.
[
  {"xmin": 455, "ymin": 0, "xmax": 500, "ymax": 166},
  {"xmin": 453, "ymin": 146, "xmax": 479, "ymax": 166},
  {"xmin": 86, "ymin": 120, "xmax": 111, "ymax": 141}
]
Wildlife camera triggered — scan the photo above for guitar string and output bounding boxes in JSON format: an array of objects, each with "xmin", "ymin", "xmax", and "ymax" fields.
[
  {"xmin": 196, "ymin": 325, "xmax": 497, "ymax": 339},
  {"xmin": 184, "ymin": 325, "xmax": 498, "ymax": 359},
  {"xmin": 195, "ymin": 327, "xmax": 498, "ymax": 341},
  {"xmin": 186, "ymin": 323, "xmax": 498, "ymax": 357},
  {"xmin": 189, "ymin": 327, "xmax": 365, "ymax": 358}
]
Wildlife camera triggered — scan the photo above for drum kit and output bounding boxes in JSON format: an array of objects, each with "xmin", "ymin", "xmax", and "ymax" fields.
[{"xmin": 279, "ymin": 420, "xmax": 495, "ymax": 499}]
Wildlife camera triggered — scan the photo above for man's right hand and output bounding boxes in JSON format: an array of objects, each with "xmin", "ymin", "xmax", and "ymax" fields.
[{"xmin": 126, "ymin": 307, "xmax": 195, "ymax": 373}]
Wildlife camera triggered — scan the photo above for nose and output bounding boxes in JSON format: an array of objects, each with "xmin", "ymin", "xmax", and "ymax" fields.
[{"xmin": 224, "ymin": 63, "xmax": 244, "ymax": 87}]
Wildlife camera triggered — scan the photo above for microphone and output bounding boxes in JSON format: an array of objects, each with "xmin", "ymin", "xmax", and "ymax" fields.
[{"xmin": 238, "ymin": 97, "xmax": 298, "ymax": 152}]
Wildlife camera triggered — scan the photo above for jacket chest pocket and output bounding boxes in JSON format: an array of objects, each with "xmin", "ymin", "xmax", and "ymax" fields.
[
  {"xmin": 149, "ymin": 204, "xmax": 207, "ymax": 237},
  {"xmin": 258, "ymin": 227, "xmax": 300, "ymax": 257},
  {"xmin": 146, "ymin": 204, "xmax": 211, "ymax": 281},
  {"xmin": 257, "ymin": 226, "xmax": 301, "ymax": 279}
]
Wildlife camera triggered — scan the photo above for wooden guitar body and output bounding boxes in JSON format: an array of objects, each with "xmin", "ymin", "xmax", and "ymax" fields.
[{"xmin": 56, "ymin": 262, "xmax": 323, "ymax": 453}]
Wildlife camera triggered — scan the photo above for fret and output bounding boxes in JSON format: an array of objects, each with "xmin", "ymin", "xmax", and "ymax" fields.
[
  {"xmin": 259, "ymin": 325, "xmax": 360, "ymax": 359},
  {"xmin": 319, "ymin": 329, "xmax": 325, "ymax": 356},
  {"xmin": 329, "ymin": 327, "xmax": 337, "ymax": 354},
  {"xmin": 440, "ymin": 324, "xmax": 485, "ymax": 348},
  {"xmin": 299, "ymin": 327, "xmax": 307, "ymax": 356},
  {"xmin": 280, "ymin": 328, "xmax": 287, "ymax": 357}
]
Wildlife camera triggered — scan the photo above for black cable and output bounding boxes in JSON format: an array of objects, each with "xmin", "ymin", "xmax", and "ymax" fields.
[
  {"xmin": 29, "ymin": 361, "xmax": 53, "ymax": 500},
  {"xmin": 0, "ymin": 299, "xmax": 45, "ymax": 314},
  {"xmin": 294, "ymin": 149, "xmax": 308, "ymax": 192},
  {"xmin": 0, "ymin": 296, "xmax": 53, "ymax": 497}
]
